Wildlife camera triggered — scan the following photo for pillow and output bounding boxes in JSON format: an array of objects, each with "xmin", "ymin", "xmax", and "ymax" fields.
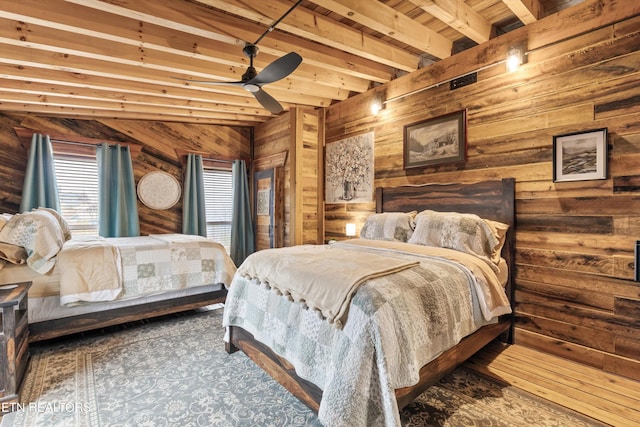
[
  {"xmin": 359, "ymin": 211, "xmax": 416, "ymax": 242},
  {"xmin": 0, "ymin": 213, "xmax": 12, "ymax": 232},
  {"xmin": 485, "ymin": 219, "xmax": 509, "ymax": 263},
  {"xmin": 0, "ymin": 241, "xmax": 28, "ymax": 265},
  {"xmin": 408, "ymin": 210, "xmax": 506, "ymax": 267},
  {"xmin": 36, "ymin": 207, "xmax": 72, "ymax": 241},
  {"xmin": 0, "ymin": 210, "xmax": 65, "ymax": 274}
]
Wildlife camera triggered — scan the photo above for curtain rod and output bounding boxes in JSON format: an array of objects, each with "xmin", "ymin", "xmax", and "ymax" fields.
[{"xmin": 49, "ymin": 138, "xmax": 103, "ymax": 147}]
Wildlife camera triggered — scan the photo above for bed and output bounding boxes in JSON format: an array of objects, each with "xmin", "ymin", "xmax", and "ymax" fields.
[
  {"xmin": 0, "ymin": 209, "xmax": 236, "ymax": 342},
  {"xmin": 222, "ymin": 178, "xmax": 515, "ymax": 427}
]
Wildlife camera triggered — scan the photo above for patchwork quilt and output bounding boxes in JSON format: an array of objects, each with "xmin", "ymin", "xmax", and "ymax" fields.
[
  {"xmin": 59, "ymin": 234, "xmax": 236, "ymax": 305},
  {"xmin": 223, "ymin": 241, "xmax": 511, "ymax": 427}
]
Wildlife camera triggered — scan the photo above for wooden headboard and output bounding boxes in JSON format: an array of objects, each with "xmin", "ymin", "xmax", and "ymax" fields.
[{"xmin": 375, "ymin": 178, "xmax": 516, "ymax": 339}]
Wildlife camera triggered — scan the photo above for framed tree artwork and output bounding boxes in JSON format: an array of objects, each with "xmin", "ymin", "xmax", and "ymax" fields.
[{"xmin": 325, "ymin": 132, "xmax": 374, "ymax": 203}]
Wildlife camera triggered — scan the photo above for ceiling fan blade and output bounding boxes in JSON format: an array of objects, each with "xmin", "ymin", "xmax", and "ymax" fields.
[
  {"xmin": 249, "ymin": 52, "xmax": 302, "ymax": 85},
  {"xmin": 253, "ymin": 88, "xmax": 284, "ymax": 114},
  {"xmin": 173, "ymin": 77, "xmax": 245, "ymax": 86}
]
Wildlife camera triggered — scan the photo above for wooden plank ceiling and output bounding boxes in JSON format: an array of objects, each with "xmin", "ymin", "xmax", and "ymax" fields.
[{"xmin": 0, "ymin": 0, "xmax": 584, "ymax": 126}]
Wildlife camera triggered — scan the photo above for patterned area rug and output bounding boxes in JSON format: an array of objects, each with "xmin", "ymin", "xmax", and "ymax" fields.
[{"xmin": 1, "ymin": 308, "xmax": 605, "ymax": 427}]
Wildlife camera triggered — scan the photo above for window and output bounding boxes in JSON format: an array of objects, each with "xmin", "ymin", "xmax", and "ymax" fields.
[
  {"xmin": 203, "ymin": 167, "xmax": 233, "ymax": 252},
  {"xmin": 53, "ymin": 153, "xmax": 99, "ymax": 236}
]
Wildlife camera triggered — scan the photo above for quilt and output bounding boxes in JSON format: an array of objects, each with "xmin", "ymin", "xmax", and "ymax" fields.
[
  {"xmin": 223, "ymin": 240, "xmax": 511, "ymax": 427},
  {"xmin": 236, "ymin": 244, "xmax": 419, "ymax": 327},
  {"xmin": 59, "ymin": 234, "xmax": 236, "ymax": 305}
]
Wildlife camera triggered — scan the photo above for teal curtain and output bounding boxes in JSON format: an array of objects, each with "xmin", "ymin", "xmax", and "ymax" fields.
[
  {"xmin": 182, "ymin": 153, "xmax": 207, "ymax": 237},
  {"xmin": 230, "ymin": 160, "xmax": 255, "ymax": 266},
  {"xmin": 96, "ymin": 143, "xmax": 140, "ymax": 237},
  {"xmin": 20, "ymin": 133, "xmax": 60, "ymax": 212}
]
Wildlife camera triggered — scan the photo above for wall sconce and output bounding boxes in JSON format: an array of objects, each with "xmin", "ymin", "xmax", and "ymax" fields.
[
  {"xmin": 506, "ymin": 45, "xmax": 525, "ymax": 72},
  {"xmin": 345, "ymin": 223, "xmax": 357, "ymax": 237},
  {"xmin": 370, "ymin": 92, "xmax": 385, "ymax": 115}
]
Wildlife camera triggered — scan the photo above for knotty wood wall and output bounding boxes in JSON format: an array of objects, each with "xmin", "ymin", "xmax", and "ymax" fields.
[
  {"xmin": 0, "ymin": 113, "xmax": 251, "ymax": 236},
  {"xmin": 324, "ymin": 0, "xmax": 640, "ymax": 382},
  {"xmin": 254, "ymin": 107, "xmax": 323, "ymax": 247}
]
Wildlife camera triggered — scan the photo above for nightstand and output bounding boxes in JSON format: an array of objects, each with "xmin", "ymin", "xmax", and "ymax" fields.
[{"xmin": 0, "ymin": 282, "xmax": 31, "ymax": 408}]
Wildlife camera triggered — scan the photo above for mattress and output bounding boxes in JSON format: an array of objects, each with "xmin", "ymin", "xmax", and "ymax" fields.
[{"xmin": 0, "ymin": 262, "xmax": 223, "ymax": 323}]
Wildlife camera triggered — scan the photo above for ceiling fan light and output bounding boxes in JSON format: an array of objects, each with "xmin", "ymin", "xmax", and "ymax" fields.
[{"xmin": 244, "ymin": 83, "xmax": 261, "ymax": 93}]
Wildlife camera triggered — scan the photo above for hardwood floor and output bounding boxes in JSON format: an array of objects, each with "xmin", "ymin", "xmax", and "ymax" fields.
[{"xmin": 465, "ymin": 341, "xmax": 640, "ymax": 427}]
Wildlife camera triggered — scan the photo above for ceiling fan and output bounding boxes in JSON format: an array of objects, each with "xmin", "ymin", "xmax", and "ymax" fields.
[{"xmin": 177, "ymin": 1, "xmax": 304, "ymax": 115}]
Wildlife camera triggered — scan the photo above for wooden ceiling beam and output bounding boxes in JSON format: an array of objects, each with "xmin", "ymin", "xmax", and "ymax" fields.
[
  {"xmin": 63, "ymin": 0, "xmax": 402, "ymax": 80},
  {"xmin": 501, "ymin": 0, "xmax": 543, "ymax": 24},
  {"xmin": 306, "ymin": 0, "xmax": 453, "ymax": 59},
  {"xmin": 0, "ymin": 64, "xmax": 267, "ymax": 109},
  {"xmin": 192, "ymin": 0, "xmax": 420, "ymax": 71},
  {"xmin": 407, "ymin": 0, "xmax": 493, "ymax": 44},
  {"xmin": 0, "ymin": 91, "xmax": 268, "ymax": 121},
  {"xmin": 0, "ymin": 62, "xmax": 332, "ymax": 110},
  {"xmin": 0, "ymin": 40, "xmax": 340, "ymax": 105},
  {"xmin": 0, "ymin": 79, "xmax": 272, "ymax": 116},
  {"xmin": 0, "ymin": 13, "xmax": 361, "ymax": 97},
  {"xmin": 0, "ymin": 99, "xmax": 267, "ymax": 125}
]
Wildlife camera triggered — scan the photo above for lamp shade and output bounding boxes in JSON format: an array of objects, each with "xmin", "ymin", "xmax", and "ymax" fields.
[{"xmin": 345, "ymin": 223, "xmax": 357, "ymax": 237}]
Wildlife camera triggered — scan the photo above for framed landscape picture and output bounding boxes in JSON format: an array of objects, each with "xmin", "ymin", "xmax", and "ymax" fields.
[
  {"xmin": 403, "ymin": 110, "xmax": 466, "ymax": 169},
  {"xmin": 553, "ymin": 128, "xmax": 608, "ymax": 182}
]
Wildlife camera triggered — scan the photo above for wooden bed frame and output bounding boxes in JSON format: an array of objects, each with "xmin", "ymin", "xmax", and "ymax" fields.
[
  {"xmin": 226, "ymin": 178, "xmax": 516, "ymax": 413},
  {"xmin": 29, "ymin": 286, "xmax": 227, "ymax": 342}
]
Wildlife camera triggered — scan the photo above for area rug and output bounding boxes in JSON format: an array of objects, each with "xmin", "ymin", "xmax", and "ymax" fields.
[{"xmin": 1, "ymin": 308, "xmax": 605, "ymax": 427}]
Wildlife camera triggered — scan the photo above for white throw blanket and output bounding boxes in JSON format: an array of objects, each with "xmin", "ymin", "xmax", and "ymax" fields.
[
  {"xmin": 57, "ymin": 234, "xmax": 237, "ymax": 306},
  {"xmin": 237, "ymin": 244, "xmax": 418, "ymax": 327},
  {"xmin": 58, "ymin": 237, "xmax": 122, "ymax": 305}
]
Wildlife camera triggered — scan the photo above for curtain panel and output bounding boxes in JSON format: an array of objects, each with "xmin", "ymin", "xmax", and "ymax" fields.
[
  {"xmin": 182, "ymin": 153, "xmax": 207, "ymax": 237},
  {"xmin": 20, "ymin": 133, "xmax": 61, "ymax": 212},
  {"xmin": 230, "ymin": 159, "xmax": 255, "ymax": 266},
  {"xmin": 96, "ymin": 143, "xmax": 140, "ymax": 237}
]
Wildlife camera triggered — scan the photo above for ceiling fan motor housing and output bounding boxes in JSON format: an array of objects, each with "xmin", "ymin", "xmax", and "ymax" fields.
[{"xmin": 243, "ymin": 43, "xmax": 259, "ymax": 59}]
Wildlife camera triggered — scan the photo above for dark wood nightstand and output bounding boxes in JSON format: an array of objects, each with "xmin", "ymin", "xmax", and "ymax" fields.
[{"xmin": 0, "ymin": 282, "xmax": 31, "ymax": 408}]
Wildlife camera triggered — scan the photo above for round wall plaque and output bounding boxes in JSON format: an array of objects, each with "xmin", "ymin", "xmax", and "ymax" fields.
[{"xmin": 137, "ymin": 171, "xmax": 181, "ymax": 210}]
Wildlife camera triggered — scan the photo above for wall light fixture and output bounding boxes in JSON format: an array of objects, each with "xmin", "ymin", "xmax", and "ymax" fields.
[
  {"xmin": 370, "ymin": 92, "xmax": 385, "ymax": 115},
  {"xmin": 506, "ymin": 45, "xmax": 525, "ymax": 72}
]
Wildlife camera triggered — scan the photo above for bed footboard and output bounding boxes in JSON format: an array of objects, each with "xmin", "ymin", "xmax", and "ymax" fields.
[
  {"xmin": 227, "ymin": 325, "xmax": 323, "ymax": 412},
  {"xmin": 29, "ymin": 288, "xmax": 227, "ymax": 342},
  {"xmin": 227, "ymin": 318, "xmax": 510, "ymax": 413}
]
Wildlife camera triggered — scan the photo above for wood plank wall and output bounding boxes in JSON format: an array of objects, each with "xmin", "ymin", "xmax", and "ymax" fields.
[
  {"xmin": 254, "ymin": 107, "xmax": 322, "ymax": 247},
  {"xmin": 324, "ymin": 0, "xmax": 640, "ymax": 382},
  {"xmin": 0, "ymin": 114, "xmax": 251, "ymax": 236},
  {"xmin": 254, "ymin": 113, "xmax": 294, "ymax": 246}
]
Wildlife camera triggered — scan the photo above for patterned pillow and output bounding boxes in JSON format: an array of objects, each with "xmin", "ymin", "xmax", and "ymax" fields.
[
  {"xmin": 359, "ymin": 211, "xmax": 416, "ymax": 242},
  {"xmin": 36, "ymin": 207, "xmax": 72, "ymax": 241},
  {"xmin": 0, "ymin": 210, "xmax": 66, "ymax": 274},
  {"xmin": 408, "ymin": 210, "xmax": 506, "ymax": 267}
]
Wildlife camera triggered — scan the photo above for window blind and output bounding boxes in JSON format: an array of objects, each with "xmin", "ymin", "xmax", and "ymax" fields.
[
  {"xmin": 203, "ymin": 168, "xmax": 233, "ymax": 252},
  {"xmin": 54, "ymin": 154, "xmax": 99, "ymax": 236}
]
